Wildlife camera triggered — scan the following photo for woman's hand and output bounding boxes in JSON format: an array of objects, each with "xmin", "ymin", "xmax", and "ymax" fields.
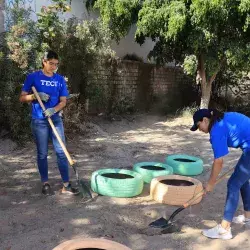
[
  {"xmin": 203, "ymin": 158, "xmax": 224, "ymax": 196},
  {"xmin": 203, "ymin": 179, "xmax": 216, "ymax": 195},
  {"xmin": 44, "ymin": 107, "xmax": 56, "ymax": 117},
  {"xmin": 32, "ymin": 92, "xmax": 50, "ymax": 102}
]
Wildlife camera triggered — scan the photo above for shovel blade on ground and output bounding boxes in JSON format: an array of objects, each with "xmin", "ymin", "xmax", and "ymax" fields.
[
  {"xmin": 149, "ymin": 217, "xmax": 170, "ymax": 228},
  {"xmin": 78, "ymin": 179, "xmax": 93, "ymax": 199}
]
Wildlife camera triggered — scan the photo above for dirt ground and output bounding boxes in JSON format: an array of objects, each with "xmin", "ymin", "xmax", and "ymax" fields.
[{"xmin": 0, "ymin": 114, "xmax": 249, "ymax": 250}]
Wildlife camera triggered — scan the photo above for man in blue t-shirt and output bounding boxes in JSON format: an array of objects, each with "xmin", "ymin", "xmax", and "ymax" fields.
[
  {"xmin": 20, "ymin": 50, "xmax": 78, "ymax": 195},
  {"xmin": 190, "ymin": 109, "xmax": 250, "ymax": 240}
]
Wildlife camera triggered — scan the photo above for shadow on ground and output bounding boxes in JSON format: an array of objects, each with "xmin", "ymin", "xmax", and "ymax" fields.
[{"xmin": 0, "ymin": 115, "xmax": 248, "ymax": 250}]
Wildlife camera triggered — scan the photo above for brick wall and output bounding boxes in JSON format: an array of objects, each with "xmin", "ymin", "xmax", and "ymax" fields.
[{"xmin": 86, "ymin": 60, "xmax": 194, "ymax": 114}]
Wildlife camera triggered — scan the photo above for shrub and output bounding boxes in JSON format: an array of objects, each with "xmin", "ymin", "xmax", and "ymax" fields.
[
  {"xmin": 123, "ymin": 53, "xmax": 143, "ymax": 62},
  {"xmin": 0, "ymin": 0, "xmax": 115, "ymax": 141}
]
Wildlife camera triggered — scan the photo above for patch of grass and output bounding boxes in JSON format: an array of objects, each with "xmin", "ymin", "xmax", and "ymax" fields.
[{"xmin": 175, "ymin": 103, "xmax": 198, "ymax": 119}]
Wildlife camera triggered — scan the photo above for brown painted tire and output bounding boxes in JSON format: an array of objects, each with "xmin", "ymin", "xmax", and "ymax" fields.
[
  {"xmin": 150, "ymin": 175, "xmax": 203, "ymax": 206},
  {"xmin": 53, "ymin": 238, "xmax": 132, "ymax": 250}
]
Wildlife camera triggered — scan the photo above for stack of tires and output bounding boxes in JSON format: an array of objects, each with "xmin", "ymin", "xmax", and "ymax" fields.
[
  {"xmin": 90, "ymin": 154, "xmax": 204, "ymax": 201},
  {"xmin": 90, "ymin": 162, "xmax": 173, "ymax": 198}
]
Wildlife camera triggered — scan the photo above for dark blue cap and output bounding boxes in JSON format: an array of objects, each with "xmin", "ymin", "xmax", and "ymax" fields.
[{"xmin": 190, "ymin": 109, "xmax": 212, "ymax": 131}]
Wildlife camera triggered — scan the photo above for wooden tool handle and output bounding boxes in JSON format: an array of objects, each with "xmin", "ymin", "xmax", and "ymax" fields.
[
  {"xmin": 32, "ymin": 86, "xmax": 74, "ymax": 166},
  {"xmin": 183, "ymin": 167, "xmax": 234, "ymax": 208}
]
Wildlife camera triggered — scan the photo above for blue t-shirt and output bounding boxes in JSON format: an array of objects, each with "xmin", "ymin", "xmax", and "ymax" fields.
[
  {"xmin": 22, "ymin": 70, "xmax": 69, "ymax": 119},
  {"xmin": 210, "ymin": 112, "xmax": 250, "ymax": 159}
]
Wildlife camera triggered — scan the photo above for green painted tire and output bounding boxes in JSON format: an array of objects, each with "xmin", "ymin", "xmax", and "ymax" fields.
[
  {"xmin": 133, "ymin": 162, "xmax": 173, "ymax": 183},
  {"xmin": 165, "ymin": 154, "xmax": 203, "ymax": 176},
  {"xmin": 91, "ymin": 168, "xmax": 143, "ymax": 197}
]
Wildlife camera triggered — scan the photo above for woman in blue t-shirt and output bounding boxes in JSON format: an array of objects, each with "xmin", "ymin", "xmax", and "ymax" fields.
[
  {"xmin": 20, "ymin": 50, "xmax": 78, "ymax": 196},
  {"xmin": 191, "ymin": 109, "xmax": 250, "ymax": 239}
]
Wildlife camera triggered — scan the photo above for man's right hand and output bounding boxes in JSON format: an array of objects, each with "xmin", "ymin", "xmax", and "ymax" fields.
[{"xmin": 32, "ymin": 92, "xmax": 50, "ymax": 102}]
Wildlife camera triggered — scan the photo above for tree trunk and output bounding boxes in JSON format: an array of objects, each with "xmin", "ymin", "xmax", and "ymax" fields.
[
  {"xmin": 197, "ymin": 54, "xmax": 216, "ymax": 109},
  {"xmin": 200, "ymin": 81, "xmax": 212, "ymax": 108}
]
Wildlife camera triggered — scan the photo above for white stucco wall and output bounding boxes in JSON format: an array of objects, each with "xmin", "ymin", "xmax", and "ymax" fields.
[
  {"xmin": 111, "ymin": 24, "xmax": 155, "ymax": 62},
  {"xmin": 35, "ymin": 0, "xmax": 93, "ymax": 20}
]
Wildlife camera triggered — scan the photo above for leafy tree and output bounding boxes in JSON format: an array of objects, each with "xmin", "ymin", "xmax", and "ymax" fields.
[
  {"xmin": 87, "ymin": 0, "xmax": 250, "ymax": 108},
  {"xmin": 36, "ymin": 0, "xmax": 71, "ymax": 50},
  {"xmin": 59, "ymin": 18, "xmax": 115, "ymax": 102},
  {"xmin": 0, "ymin": 2, "xmax": 36, "ymax": 140}
]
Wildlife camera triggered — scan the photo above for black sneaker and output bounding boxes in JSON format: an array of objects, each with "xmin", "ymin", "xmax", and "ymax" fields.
[
  {"xmin": 42, "ymin": 183, "xmax": 52, "ymax": 196},
  {"xmin": 62, "ymin": 183, "xmax": 79, "ymax": 195}
]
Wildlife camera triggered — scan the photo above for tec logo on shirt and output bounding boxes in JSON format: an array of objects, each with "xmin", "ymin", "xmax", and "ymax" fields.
[{"xmin": 41, "ymin": 80, "xmax": 58, "ymax": 87}]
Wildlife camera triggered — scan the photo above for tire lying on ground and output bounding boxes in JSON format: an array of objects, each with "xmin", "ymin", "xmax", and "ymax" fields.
[
  {"xmin": 150, "ymin": 175, "xmax": 203, "ymax": 206},
  {"xmin": 166, "ymin": 154, "xmax": 203, "ymax": 176},
  {"xmin": 133, "ymin": 162, "xmax": 173, "ymax": 183},
  {"xmin": 53, "ymin": 238, "xmax": 132, "ymax": 250},
  {"xmin": 91, "ymin": 168, "xmax": 143, "ymax": 197}
]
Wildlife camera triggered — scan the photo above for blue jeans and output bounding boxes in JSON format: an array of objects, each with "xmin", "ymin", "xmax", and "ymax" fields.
[
  {"xmin": 224, "ymin": 151, "xmax": 250, "ymax": 222},
  {"xmin": 31, "ymin": 116, "xmax": 69, "ymax": 183}
]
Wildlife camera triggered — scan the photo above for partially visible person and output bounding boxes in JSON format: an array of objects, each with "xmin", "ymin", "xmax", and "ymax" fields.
[
  {"xmin": 190, "ymin": 109, "xmax": 250, "ymax": 240},
  {"xmin": 20, "ymin": 50, "xmax": 78, "ymax": 195}
]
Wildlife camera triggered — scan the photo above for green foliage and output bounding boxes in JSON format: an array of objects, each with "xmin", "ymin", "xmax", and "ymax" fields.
[
  {"xmin": 0, "ymin": 1, "xmax": 38, "ymax": 141},
  {"xmin": 239, "ymin": 0, "xmax": 250, "ymax": 31},
  {"xmin": 176, "ymin": 102, "xmax": 199, "ymax": 118},
  {"xmin": 74, "ymin": 19, "xmax": 114, "ymax": 58},
  {"xmin": 111, "ymin": 96, "xmax": 136, "ymax": 115},
  {"xmin": 6, "ymin": 21, "xmax": 38, "ymax": 70},
  {"xmin": 123, "ymin": 53, "xmax": 143, "ymax": 62},
  {"xmin": 212, "ymin": 69, "xmax": 250, "ymax": 114},
  {"xmin": 36, "ymin": 0, "xmax": 71, "ymax": 50},
  {"xmin": 92, "ymin": 0, "xmax": 250, "ymax": 107},
  {"xmin": 58, "ymin": 18, "xmax": 115, "ymax": 104},
  {"xmin": 183, "ymin": 55, "xmax": 198, "ymax": 75},
  {"xmin": 138, "ymin": 0, "xmax": 250, "ymax": 77},
  {"xmin": 1, "ymin": 0, "xmax": 115, "ymax": 141},
  {"xmin": 88, "ymin": 0, "xmax": 141, "ymax": 41},
  {"xmin": 136, "ymin": 0, "xmax": 187, "ymax": 41},
  {"xmin": 86, "ymin": 84, "xmax": 108, "ymax": 112},
  {"xmin": 5, "ymin": 1, "xmax": 33, "ymax": 30}
]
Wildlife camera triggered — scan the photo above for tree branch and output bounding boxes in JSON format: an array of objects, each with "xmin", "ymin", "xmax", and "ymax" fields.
[
  {"xmin": 197, "ymin": 54, "xmax": 207, "ymax": 85},
  {"xmin": 208, "ymin": 57, "xmax": 226, "ymax": 84},
  {"xmin": 209, "ymin": 71, "xmax": 218, "ymax": 85}
]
